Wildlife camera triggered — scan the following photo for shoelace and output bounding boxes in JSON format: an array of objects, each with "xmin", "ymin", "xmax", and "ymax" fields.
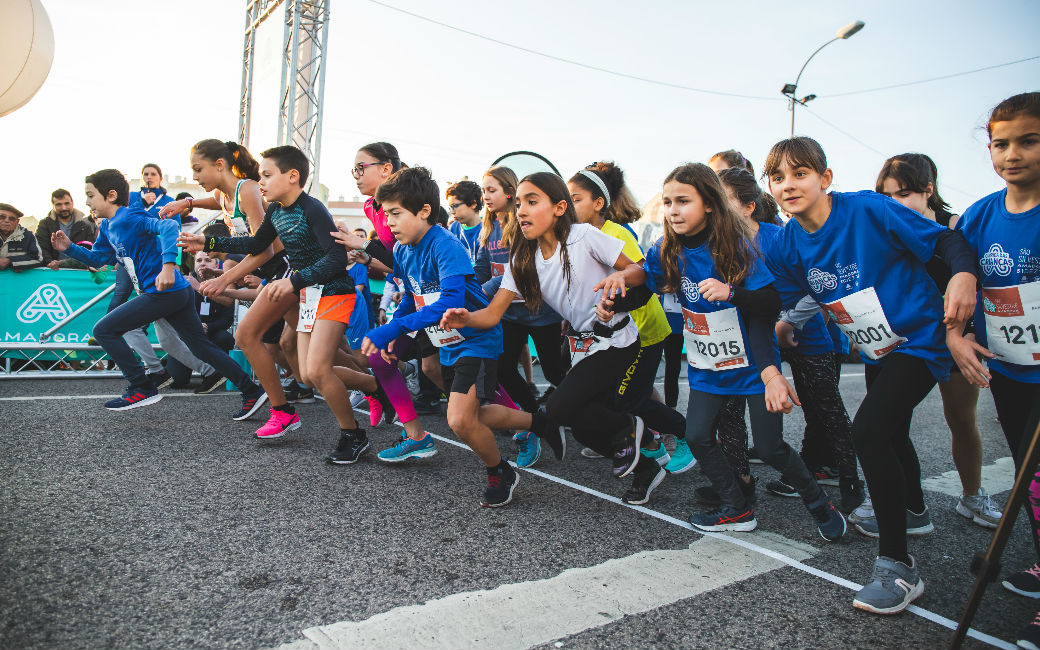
[
  {"xmin": 487, "ymin": 474, "xmax": 503, "ymax": 489},
  {"xmin": 1026, "ymin": 563, "xmax": 1040, "ymax": 579}
]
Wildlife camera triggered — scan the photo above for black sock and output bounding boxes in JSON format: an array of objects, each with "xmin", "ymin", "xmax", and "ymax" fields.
[
  {"xmin": 273, "ymin": 403, "xmax": 295, "ymax": 415},
  {"xmin": 342, "ymin": 427, "xmax": 366, "ymax": 440}
]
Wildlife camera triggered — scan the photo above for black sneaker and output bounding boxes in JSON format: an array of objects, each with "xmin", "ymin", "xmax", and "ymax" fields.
[
  {"xmin": 810, "ymin": 465, "xmax": 841, "ymax": 487},
  {"xmin": 611, "ymin": 416, "xmax": 645, "ymax": 478},
  {"xmin": 1017, "ymin": 611, "xmax": 1040, "ymax": 650},
  {"xmin": 481, "ymin": 464, "xmax": 519, "ymax": 507},
  {"xmin": 534, "ymin": 407, "xmax": 566, "ymax": 460},
  {"xmin": 527, "ymin": 381, "xmax": 541, "ymax": 400},
  {"xmin": 807, "ymin": 494, "xmax": 847, "ymax": 542},
  {"xmin": 232, "ymin": 389, "xmax": 269, "ymax": 421},
  {"xmin": 839, "ymin": 476, "xmax": 866, "ymax": 514},
  {"xmin": 695, "ymin": 476, "xmax": 757, "ymax": 508},
  {"xmin": 1004, "ymin": 563, "xmax": 1040, "ymax": 598},
  {"xmin": 622, "ymin": 462, "xmax": 666, "ymax": 505},
  {"xmin": 147, "ymin": 370, "xmax": 174, "ymax": 390},
  {"xmin": 195, "ymin": 372, "xmax": 225, "ymax": 394},
  {"xmin": 766, "ymin": 479, "xmax": 798, "ymax": 498},
  {"xmin": 282, "ymin": 378, "xmax": 316, "ymax": 404},
  {"xmin": 413, "ymin": 397, "xmax": 441, "ymax": 415},
  {"xmin": 748, "ymin": 446, "xmax": 765, "ymax": 465},
  {"xmin": 325, "ymin": 429, "xmax": 371, "ymax": 464}
]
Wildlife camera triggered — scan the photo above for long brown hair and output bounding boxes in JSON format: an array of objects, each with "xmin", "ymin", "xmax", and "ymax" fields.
[
  {"xmin": 191, "ymin": 139, "xmax": 260, "ymax": 181},
  {"xmin": 659, "ymin": 163, "xmax": 753, "ymax": 292},
  {"xmin": 509, "ymin": 172, "xmax": 575, "ymax": 312},
  {"xmin": 480, "ymin": 166, "xmax": 519, "ymax": 248}
]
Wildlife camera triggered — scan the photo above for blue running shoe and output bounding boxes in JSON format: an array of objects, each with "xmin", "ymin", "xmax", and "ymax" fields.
[
  {"xmin": 513, "ymin": 430, "xmax": 540, "ymax": 468},
  {"xmin": 807, "ymin": 494, "xmax": 847, "ymax": 542},
  {"xmin": 104, "ymin": 385, "xmax": 162, "ymax": 411},
  {"xmin": 641, "ymin": 443, "xmax": 671, "ymax": 468},
  {"xmin": 852, "ymin": 555, "xmax": 924, "ymax": 614},
  {"xmin": 689, "ymin": 505, "xmax": 757, "ymax": 532},
  {"xmin": 377, "ymin": 432, "xmax": 438, "ymax": 463},
  {"xmin": 665, "ymin": 438, "xmax": 696, "ymax": 474}
]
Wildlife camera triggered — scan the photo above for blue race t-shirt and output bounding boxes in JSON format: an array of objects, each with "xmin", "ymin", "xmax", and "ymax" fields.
[
  {"xmin": 764, "ymin": 191, "xmax": 952, "ymax": 381},
  {"xmin": 449, "ymin": 220, "xmax": 483, "ymax": 267},
  {"xmin": 644, "ymin": 237, "xmax": 775, "ymax": 396},
  {"xmin": 757, "ymin": 222, "xmax": 832, "ymax": 356},
  {"xmin": 373, "ymin": 224, "xmax": 502, "ymax": 365},
  {"xmin": 958, "ymin": 188, "xmax": 1040, "ymax": 384}
]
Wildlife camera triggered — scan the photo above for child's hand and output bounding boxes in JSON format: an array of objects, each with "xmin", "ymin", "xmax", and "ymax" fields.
[
  {"xmin": 947, "ymin": 330, "xmax": 993, "ymax": 388},
  {"xmin": 596, "ymin": 298, "xmax": 615, "ymax": 322},
  {"xmin": 265, "ymin": 277, "xmax": 295, "ymax": 302},
  {"xmin": 763, "ymin": 373, "xmax": 800, "ymax": 414},
  {"xmin": 698, "ymin": 278, "xmax": 730, "ymax": 302},
  {"xmin": 331, "ymin": 225, "xmax": 367, "ymax": 250},
  {"xmin": 944, "ymin": 272, "xmax": 977, "ymax": 328},
  {"xmin": 178, "ymin": 232, "xmax": 206, "ymax": 252},
  {"xmin": 775, "ymin": 320, "xmax": 798, "ymax": 348},
  {"xmin": 159, "ymin": 200, "xmax": 189, "ymax": 220},
  {"xmin": 51, "ymin": 230, "xmax": 72, "ymax": 252},
  {"xmin": 198, "ymin": 277, "xmax": 229, "ymax": 298},
  {"xmin": 441, "ymin": 308, "xmax": 470, "ymax": 330},
  {"xmin": 241, "ymin": 274, "xmax": 262, "ymax": 289},
  {"xmin": 155, "ymin": 264, "xmax": 176, "ymax": 292},
  {"xmin": 593, "ymin": 272, "xmax": 628, "ymax": 300}
]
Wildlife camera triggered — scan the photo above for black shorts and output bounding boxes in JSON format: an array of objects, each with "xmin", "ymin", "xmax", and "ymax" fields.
[
  {"xmin": 262, "ymin": 319, "xmax": 286, "ymax": 344},
  {"xmin": 400, "ymin": 330, "xmax": 438, "ymax": 362},
  {"xmin": 441, "ymin": 356, "xmax": 498, "ymax": 402},
  {"xmin": 256, "ymin": 251, "xmax": 291, "ymax": 281}
]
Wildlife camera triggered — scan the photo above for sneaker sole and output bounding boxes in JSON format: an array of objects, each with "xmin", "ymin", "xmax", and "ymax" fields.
[
  {"xmin": 233, "ymin": 393, "xmax": 270, "ymax": 421},
  {"xmin": 852, "ymin": 579, "xmax": 924, "ymax": 615},
  {"xmin": 154, "ymin": 377, "xmax": 175, "ymax": 390},
  {"xmin": 290, "ymin": 396, "xmax": 317, "ymax": 404},
  {"xmin": 617, "ymin": 418, "xmax": 645, "ymax": 479},
  {"xmin": 955, "ymin": 502, "xmax": 1000, "ymax": 529},
  {"xmin": 1002, "ymin": 580, "xmax": 1040, "ymax": 598},
  {"xmin": 105, "ymin": 393, "xmax": 163, "ymax": 411},
  {"xmin": 690, "ymin": 517, "xmax": 758, "ymax": 533},
  {"xmin": 767, "ymin": 488, "xmax": 799, "ymax": 498},
  {"xmin": 482, "ymin": 472, "xmax": 520, "ymax": 508},
  {"xmin": 666, "ymin": 457, "xmax": 697, "ymax": 474},
  {"xmin": 325, "ymin": 440, "xmax": 372, "ymax": 465},
  {"xmin": 818, "ymin": 514, "xmax": 848, "ymax": 542},
  {"xmin": 580, "ymin": 448, "xmax": 603, "ymax": 459},
  {"xmin": 622, "ymin": 468, "xmax": 667, "ymax": 505},
  {"xmin": 816, "ymin": 478, "xmax": 841, "ymax": 487},
  {"xmin": 377, "ymin": 447, "xmax": 438, "ymax": 463},
  {"xmin": 255, "ymin": 419, "xmax": 302, "ymax": 441},
  {"xmin": 194, "ymin": 379, "xmax": 226, "ymax": 395}
]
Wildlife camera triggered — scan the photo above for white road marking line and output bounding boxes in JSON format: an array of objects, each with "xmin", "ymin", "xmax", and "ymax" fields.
[
  {"xmin": 922, "ymin": 456, "xmax": 1015, "ymax": 498},
  {"xmin": 0, "ymin": 392, "xmax": 230, "ymax": 401},
  {"xmin": 420, "ymin": 432, "xmax": 1014, "ymax": 650},
  {"xmin": 294, "ymin": 537, "xmax": 813, "ymax": 650}
]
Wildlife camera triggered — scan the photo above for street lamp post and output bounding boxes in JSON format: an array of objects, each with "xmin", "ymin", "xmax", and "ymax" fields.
[{"xmin": 782, "ymin": 20, "xmax": 865, "ymax": 138}]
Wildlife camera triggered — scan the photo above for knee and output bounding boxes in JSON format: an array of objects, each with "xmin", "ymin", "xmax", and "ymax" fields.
[
  {"xmin": 446, "ymin": 408, "xmax": 472, "ymax": 437},
  {"xmin": 279, "ymin": 329, "xmax": 296, "ymax": 353},
  {"xmin": 93, "ymin": 321, "xmax": 114, "ymax": 341},
  {"xmin": 421, "ymin": 355, "xmax": 439, "ymax": 376}
]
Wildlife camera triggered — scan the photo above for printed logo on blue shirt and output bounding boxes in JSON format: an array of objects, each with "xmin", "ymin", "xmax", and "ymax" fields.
[
  {"xmin": 980, "ymin": 243, "xmax": 1014, "ymax": 277},
  {"xmin": 807, "ymin": 267, "xmax": 838, "ymax": 293},
  {"xmin": 681, "ymin": 276, "xmax": 700, "ymax": 303}
]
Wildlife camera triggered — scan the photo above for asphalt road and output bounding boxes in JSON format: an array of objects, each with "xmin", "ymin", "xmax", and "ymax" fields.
[{"xmin": 0, "ymin": 363, "xmax": 1032, "ymax": 650}]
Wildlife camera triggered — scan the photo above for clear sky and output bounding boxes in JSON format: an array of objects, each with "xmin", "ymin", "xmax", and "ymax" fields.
[{"xmin": 2, "ymin": 0, "xmax": 1038, "ymax": 220}]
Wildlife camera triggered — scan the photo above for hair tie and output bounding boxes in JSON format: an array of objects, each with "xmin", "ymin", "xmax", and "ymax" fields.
[{"xmin": 579, "ymin": 170, "xmax": 611, "ymax": 208}]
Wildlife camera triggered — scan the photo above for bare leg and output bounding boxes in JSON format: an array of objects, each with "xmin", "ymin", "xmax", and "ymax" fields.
[
  {"xmin": 939, "ymin": 372, "xmax": 983, "ymax": 495},
  {"xmin": 447, "ymin": 387, "xmax": 502, "ymax": 466},
  {"xmin": 235, "ymin": 286, "xmax": 297, "ymax": 406}
]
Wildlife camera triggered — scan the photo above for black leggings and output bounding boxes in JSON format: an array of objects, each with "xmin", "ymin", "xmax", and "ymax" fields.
[
  {"xmin": 784, "ymin": 349, "xmax": 858, "ymax": 480},
  {"xmin": 500, "ymin": 320, "xmax": 566, "ymax": 412},
  {"xmin": 716, "ymin": 397, "xmax": 750, "ymax": 478},
  {"xmin": 989, "ymin": 371, "xmax": 1040, "ymax": 559},
  {"xmin": 857, "ymin": 355, "xmax": 935, "ymax": 562},
  {"xmin": 616, "ymin": 341, "xmax": 687, "ymax": 473},
  {"xmin": 663, "ymin": 332, "xmax": 685, "ymax": 408},
  {"xmin": 545, "ymin": 341, "xmax": 639, "ymax": 457}
]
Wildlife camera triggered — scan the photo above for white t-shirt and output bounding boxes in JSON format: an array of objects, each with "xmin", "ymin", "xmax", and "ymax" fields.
[{"xmin": 501, "ymin": 223, "xmax": 639, "ymax": 349}]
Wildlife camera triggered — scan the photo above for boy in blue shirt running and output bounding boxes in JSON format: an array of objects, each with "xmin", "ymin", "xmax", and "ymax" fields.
[{"xmin": 52, "ymin": 169, "xmax": 266, "ymax": 416}]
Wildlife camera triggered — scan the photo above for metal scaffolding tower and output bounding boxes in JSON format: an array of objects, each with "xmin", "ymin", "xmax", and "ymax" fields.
[{"xmin": 238, "ymin": 0, "xmax": 330, "ymax": 194}]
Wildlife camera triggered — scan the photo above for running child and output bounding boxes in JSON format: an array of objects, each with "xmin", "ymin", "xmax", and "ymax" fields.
[
  {"xmin": 53, "ymin": 168, "xmax": 266, "ymax": 416},
  {"xmin": 948, "ymin": 92, "xmax": 1040, "ymax": 649},
  {"xmin": 446, "ymin": 180, "xmax": 486, "ymax": 271},
  {"xmin": 361, "ymin": 167, "xmax": 509, "ymax": 503},
  {"xmin": 762, "ymin": 136, "xmax": 978, "ymax": 614},
  {"xmin": 599, "ymin": 163, "xmax": 845, "ymax": 543}
]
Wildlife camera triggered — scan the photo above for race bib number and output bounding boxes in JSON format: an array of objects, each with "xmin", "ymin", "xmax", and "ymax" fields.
[
  {"xmin": 823, "ymin": 286, "xmax": 907, "ymax": 360},
  {"xmin": 296, "ymin": 284, "xmax": 324, "ymax": 333},
  {"xmin": 226, "ymin": 214, "xmax": 251, "ymax": 235},
  {"xmin": 120, "ymin": 256, "xmax": 142, "ymax": 294},
  {"xmin": 416, "ymin": 291, "xmax": 466, "ymax": 347},
  {"xmin": 681, "ymin": 307, "xmax": 749, "ymax": 371},
  {"xmin": 983, "ymin": 280, "xmax": 1040, "ymax": 366}
]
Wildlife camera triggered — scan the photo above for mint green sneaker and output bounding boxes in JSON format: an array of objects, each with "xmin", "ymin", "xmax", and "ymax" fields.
[
  {"xmin": 513, "ymin": 430, "xmax": 541, "ymax": 468},
  {"xmin": 665, "ymin": 438, "xmax": 696, "ymax": 474},
  {"xmin": 642, "ymin": 443, "xmax": 671, "ymax": 468},
  {"xmin": 377, "ymin": 431, "xmax": 437, "ymax": 463}
]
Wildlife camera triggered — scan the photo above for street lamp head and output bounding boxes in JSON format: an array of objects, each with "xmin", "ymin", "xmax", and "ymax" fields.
[
  {"xmin": 837, "ymin": 20, "xmax": 865, "ymax": 39},
  {"xmin": 781, "ymin": 83, "xmax": 798, "ymax": 96}
]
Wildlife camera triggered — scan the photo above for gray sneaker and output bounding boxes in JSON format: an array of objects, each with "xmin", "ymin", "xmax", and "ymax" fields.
[
  {"xmin": 853, "ymin": 506, "xmax": 934, "ymax": 538},
  {"xmin": 956, "ymin": 489, "xmax": 1002, "ymax": 529},
  {"xmin": 852, "ymin": 555, "xmax": 924, "ymax": 614},
  {"xmin": 847, "ymin": 495, "xmax": 874, "ymax": 524}
]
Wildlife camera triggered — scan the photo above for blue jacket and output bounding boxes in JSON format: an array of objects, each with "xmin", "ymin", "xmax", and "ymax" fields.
[
  {"xmin": 129, "ymin": 187, "xmax": 175, "ymax": 216},
  {"xmin": 65, "ymin": 206, "xmax": 189, "ymax": 294}
]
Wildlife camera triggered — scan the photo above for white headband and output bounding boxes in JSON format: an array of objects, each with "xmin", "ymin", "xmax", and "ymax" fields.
[{"xmin": 579, "ymin": 170, "xmax": 611, "ymax": 208}]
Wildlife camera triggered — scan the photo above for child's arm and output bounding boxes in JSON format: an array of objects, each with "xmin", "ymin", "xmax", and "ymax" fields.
[
  {"xmin": 594, "ymin": 253, "xmax": 646, "ymax": 300},
  {"xmin": 366, "ymin": 274, "xmax": 468, "ymax": 349},
  {"xmin": 440, "ymin": 287, "xmax": 516, "ymax": 331},
  {"xmin": 55, "ymin": 227, "xmax": 117, "ymax": 268},
  {"xmin": 747, "ymin": 314, "xmax": 800, "ymax": 414}
]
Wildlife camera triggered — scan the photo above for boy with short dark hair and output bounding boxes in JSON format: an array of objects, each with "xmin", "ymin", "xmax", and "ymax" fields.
[
  {"xmin": 53, "ymin": 169, "xmax": 266, "ymax": 413},
  {"xmin": 446, "ymin": 180, "xmax": 485, "ymax": 275}
]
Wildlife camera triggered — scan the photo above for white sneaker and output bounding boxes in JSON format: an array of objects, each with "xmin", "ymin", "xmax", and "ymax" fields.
[
  {"xmin": 350, "ymin": 390, "xmax": 366, "ymax": 408},
  {"xmin": 957, "ymin": 488, "xmax": 1002, "ymax": 529},
  {"xmin": 402, "ymin": 360, "xmax": 421, "ymax": 396},
  {"xmin": 848, "ymin": 496, "xmax": 874, "ymax": 524}
]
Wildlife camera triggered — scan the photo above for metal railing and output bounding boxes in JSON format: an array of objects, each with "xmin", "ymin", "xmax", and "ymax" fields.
[{"xmin": 0, "ymin": 342, "xmax": 166, "ymax": 379}]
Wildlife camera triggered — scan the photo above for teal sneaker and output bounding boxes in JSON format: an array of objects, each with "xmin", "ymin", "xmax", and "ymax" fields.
[
  {"xmin": 665, "ymin": 438, "xmax": 697, "ymax": 474},
  {"xmin": 513, "ymin": 430, "xmax": 540, "ymax": 468},
  {"xmin": 377, "ymin": 431, "xmax": 438, "ymax": 463},
  {"xmin": 641, "ymin": 443, "xmax": 671, "ymax": 468}
]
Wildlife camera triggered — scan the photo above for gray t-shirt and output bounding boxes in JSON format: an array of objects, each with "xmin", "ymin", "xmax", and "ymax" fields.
[{"xmin": 57, "ymin": 220, "xmax": 73, "ymax": 259}]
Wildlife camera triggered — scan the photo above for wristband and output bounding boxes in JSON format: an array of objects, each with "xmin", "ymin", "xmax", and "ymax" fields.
[
  {"xmin": 186, "ymin": 197, "xmax": 193, "ymax": 213},
  {"xmin": 727, "ymin": 284, "xmax": 734, "ymax": 302},
  {"xmin": 765, "ymin": 374, "xmax": 784, "ymax": 387}
]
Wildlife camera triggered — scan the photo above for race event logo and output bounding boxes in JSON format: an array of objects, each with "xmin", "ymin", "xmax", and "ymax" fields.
[
  {"xmin": 980, "ymin": 243, "xmax": 1014, "ymax": 277},
  {"xmin": 807, "ymin": 267, "xmax": 838, "ymax": 293},
  {"xmin": 680, "ymin": 276, "xmax": 700, "ymax": 303},
  {"xmin": 981, "ymin": 286, "xmax": 1024, "ymax": 317},
  {"xmin": 17, "ymin": 284, "xmax": 72, "ymax": 324}
]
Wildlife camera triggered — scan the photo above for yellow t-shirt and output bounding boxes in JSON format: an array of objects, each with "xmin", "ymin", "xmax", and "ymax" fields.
[{"xmin": 601, "ymin": 221, "xmax": 671, "ymax": 347}]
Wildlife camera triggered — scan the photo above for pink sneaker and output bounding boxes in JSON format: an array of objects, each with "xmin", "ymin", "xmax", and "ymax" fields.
[
  {"xmin": 255, "ymin": 408, "xmax": 301, "ymax": 440},
  {"xmin": 365, "ymin": 396, "xmax": 384, "ymax": 427}
]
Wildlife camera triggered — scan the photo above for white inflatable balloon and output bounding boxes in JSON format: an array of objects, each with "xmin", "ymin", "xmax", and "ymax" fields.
[{"xmin": 0, "ymin": 0, "xmax": 55, "ymax": 117}]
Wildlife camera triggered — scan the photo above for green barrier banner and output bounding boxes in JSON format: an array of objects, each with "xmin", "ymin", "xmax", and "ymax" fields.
[{"xmin": 1, "ymin": 268, "xmax": 123, "ymax": 346}]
